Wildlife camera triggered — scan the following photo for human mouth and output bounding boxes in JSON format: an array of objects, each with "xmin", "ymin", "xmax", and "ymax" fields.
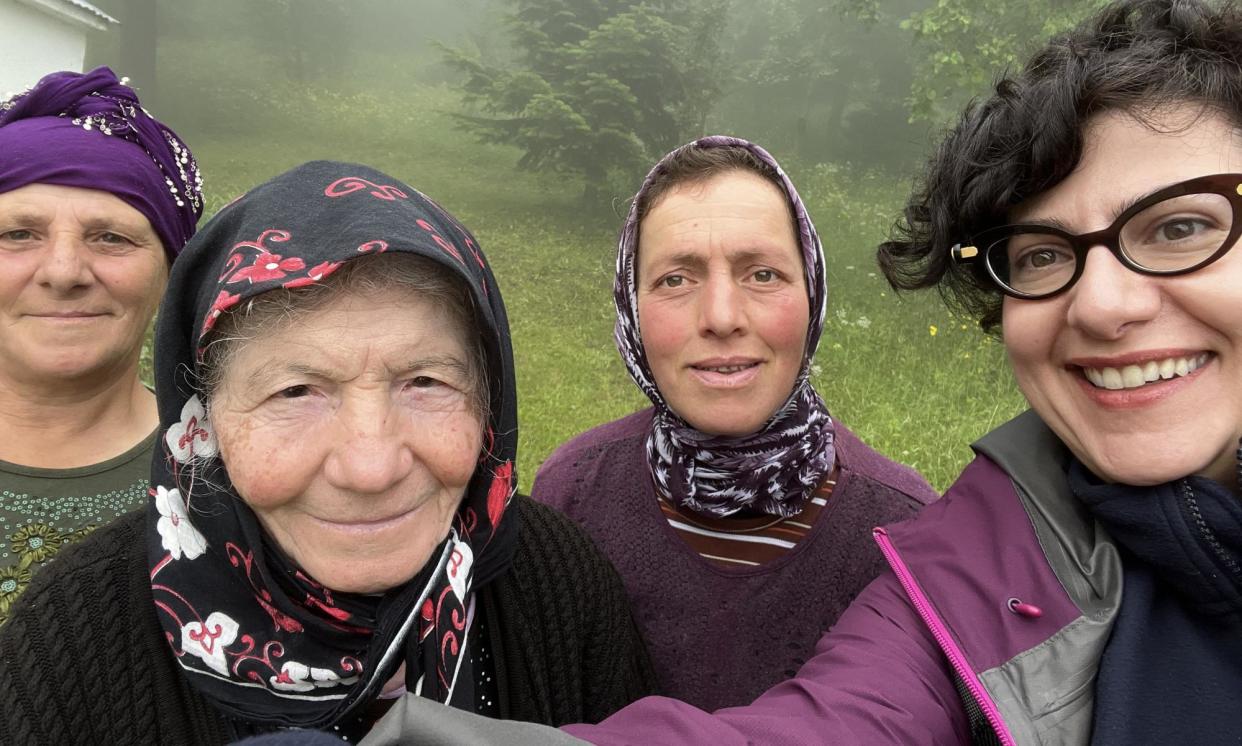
[
  {"xmin": 1078, "ymin": 353, "xmax": 1211, "ymax": 390},
  {"xmin": 313, "ymin": 507, "xmax": 418, "ymax": 534},
  {"xmin": 29, "ymin": 311, "xmax": 108, "ymax": 320},
  {"xmin": 688, "ymin": 358, "xmax": 762, "ymax": 388}
]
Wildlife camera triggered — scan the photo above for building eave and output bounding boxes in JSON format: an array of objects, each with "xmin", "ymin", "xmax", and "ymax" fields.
[{"xmin": 13, "ymin": 0, "xmax": 119, "ymax": 32}]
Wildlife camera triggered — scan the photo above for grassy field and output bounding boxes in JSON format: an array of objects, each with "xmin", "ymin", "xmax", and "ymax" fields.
[{"xmin": 165, "ymin": 80, "xmax": 1027, "ymax": 493}]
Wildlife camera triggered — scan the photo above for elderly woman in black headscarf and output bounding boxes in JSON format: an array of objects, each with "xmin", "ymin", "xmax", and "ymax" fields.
[
  {"xmin": 0, "ymin": 67, "xmax": 202, "ymax": 624},
  {"xmin": 0, "ymin": 161, "xmax": 654, "ymax": 743}
]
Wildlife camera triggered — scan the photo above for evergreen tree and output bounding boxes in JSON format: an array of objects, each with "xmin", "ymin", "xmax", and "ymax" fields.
[{"xmin": 443, "ymin": 0, "xmax": 727, "ymax": 202}]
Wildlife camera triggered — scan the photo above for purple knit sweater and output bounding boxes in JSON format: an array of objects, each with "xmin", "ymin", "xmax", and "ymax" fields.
[{"xmin": 532, "ymin": 409, "xmax": 937, "ymax": 711}]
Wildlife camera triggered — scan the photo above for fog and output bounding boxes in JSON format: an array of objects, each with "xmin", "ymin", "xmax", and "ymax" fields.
[{"xmin": 64, "ymin": 0, "xmax": 1100, "ymax": 208}]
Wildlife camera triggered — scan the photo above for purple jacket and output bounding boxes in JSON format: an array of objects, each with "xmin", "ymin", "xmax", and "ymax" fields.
[{"xmin": 558, "ymin": 411, "xmax": 1122, "ymax": 745}]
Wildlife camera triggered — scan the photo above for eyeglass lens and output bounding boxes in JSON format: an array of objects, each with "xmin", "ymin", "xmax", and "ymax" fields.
[{"xmin": 985, "ymin": 191, "xmax": 1234, "ymax": 296}]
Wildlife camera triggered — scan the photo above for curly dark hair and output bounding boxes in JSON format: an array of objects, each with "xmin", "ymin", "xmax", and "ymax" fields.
[{"xmin": 878, "ymin": 0, "xmax": 1242, "ymax": 331}]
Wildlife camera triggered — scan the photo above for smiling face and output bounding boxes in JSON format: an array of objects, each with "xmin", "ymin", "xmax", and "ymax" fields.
[
  {"xmin": 210, "ymin": 287, "xmax": 484, "ymax": 594},
  {"xmin": 636, "ymin": 169, "xmax": 809, "ymax": 437},
  {"xmin": 0, "ymin": 183, "xmax": 168, "ymax": 387},
  {"xmin": 1002, "ymin": 107, "xmax": 1242, "ymax": 485}
]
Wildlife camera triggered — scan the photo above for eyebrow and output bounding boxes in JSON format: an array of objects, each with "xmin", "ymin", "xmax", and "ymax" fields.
[
  {"xmin": 79, "ymin": 216, "xmax": 152, "ymax": 235},
  {"xmin": 0, "ymin": 210, "xmax": 152, "ymax": 237},
  {"xmin": 0, "ymin": 210, "xmax": 50, "ymax": 226},
  {"xmin": 650, "ymin": 247, "xmax": 796, "ymax": 270},
  {"xmin": 1016, "ymin": 186, "xmax": 1162, "ymax": 232},
  {"xmin": 244, "ymin": 354, "xmax": 472, "ymax": 388}
]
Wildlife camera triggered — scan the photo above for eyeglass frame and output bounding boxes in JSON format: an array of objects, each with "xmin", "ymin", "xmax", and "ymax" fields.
[{"xmin": 950, "ymin": 173, "xmax": 1242, "ymax": 300}]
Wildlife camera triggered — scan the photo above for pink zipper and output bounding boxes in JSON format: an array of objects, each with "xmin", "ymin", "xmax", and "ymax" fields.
[{"xmin": 873, "ymin": 527, "xmax": 1016, "ymax": 746}]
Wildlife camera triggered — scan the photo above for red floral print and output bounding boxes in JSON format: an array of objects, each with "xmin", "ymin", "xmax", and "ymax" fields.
[
  {"xmin": 416, "ymin": 219, "xmax": 464, "ymax": 264},
  {"xmin": 282, "ymin": 261, "xmax": 342, "ymax": 289},
  {"xmin": 203, "ymin": 290, "xmax": 241, "ymax": 334},
  {"xmin": 324, "ymin": 177, "xmax": 408, "ymax": 201},
  {"xmin": 229, "ymin": 251, "xmax": 306, "ymax": 285},
  {"xmin": 487, "ymin": 461, "xmax": 513, "ymax": 530}
]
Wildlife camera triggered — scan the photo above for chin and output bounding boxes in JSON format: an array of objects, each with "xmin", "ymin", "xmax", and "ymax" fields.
[
  {"xmin": 308, "ymin": 549, "xmax": 437, "ymax": 595},
  {"xmin": 1079, "ymin": 453, "xmax": 1212, "ymax": 487}
]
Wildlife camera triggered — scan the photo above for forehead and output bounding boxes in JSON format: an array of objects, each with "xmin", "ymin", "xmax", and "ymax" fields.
[
  {"xmin": 0, "ymin": 182, "xmax": 152, "ymax": 227},
  {"xmin": 637, "ymin": 170, "xmax": 798, "ymax": 263},
  {"xmin": 1012, "ymin": 107, "xmax": 1242, "ymax": 225}
]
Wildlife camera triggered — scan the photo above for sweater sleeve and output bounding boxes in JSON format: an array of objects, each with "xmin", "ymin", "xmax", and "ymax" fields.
[
  {"xmin": 499, "ymin": 497, "xmax": 658, "ymax": 725},
  {"xmin": 562, "ymin": 572, "xmax": 969, "ymax": 745},
  {"xmin": 0, "ymin": 512, "xmax": 232, "ymax": 746}
]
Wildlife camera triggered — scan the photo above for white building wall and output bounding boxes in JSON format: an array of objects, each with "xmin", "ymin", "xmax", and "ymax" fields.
[{"xmin": 0, "ymin": 0, "xmax": 88, "ymax": 97}]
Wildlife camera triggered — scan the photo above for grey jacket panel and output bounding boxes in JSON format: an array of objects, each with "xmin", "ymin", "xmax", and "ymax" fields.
[
  {"xmin": 360, "ymin": 694, "xmax": 587, "ymax": 746},
  {"xmin": 973, "ymin": 411, "xmax": 1123, "ymax": 745}
]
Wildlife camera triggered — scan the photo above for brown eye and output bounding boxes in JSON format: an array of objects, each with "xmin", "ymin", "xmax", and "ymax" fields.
[
  {"xmin": 1157, "ymin": 218, "xmax": 1206, "ymax": 242},
  {"xmin": 660, "ymin": 275, "xmax": 685, "ymax": 288},
  {"xmin": 277, "ymin": 385, "xmax": 312, "ymax": 399},
  {"xmin": 1028, "ymin": 250, "xmax": 1059, "ymax": 268},
  {"xmin": 753, "ymin": 269, "xmax": 777, "ymax": 282}
]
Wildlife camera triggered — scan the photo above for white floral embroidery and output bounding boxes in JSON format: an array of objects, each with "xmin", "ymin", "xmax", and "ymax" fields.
[
  {"xmin": 156, "ymin": 485, "xmax": 207, "ymax": 560},
  {"xmin": 165, "ymin": 395, "xmax": 217, "ymax": 463},
  {"xmin": 270, "ymin": 661, "xmax": 358, "ymax": 692},
  {"xmin": 447, "ymin": 539, "xmax": 474, "ymax": 601},
  {"xmin": 182, "ymin": 611, "xmax": 238, "ymax": 676}
]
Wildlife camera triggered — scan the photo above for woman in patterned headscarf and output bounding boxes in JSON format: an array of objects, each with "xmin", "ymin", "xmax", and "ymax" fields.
[
  {"xmin": 0, "ymin": 161, "xmax": 654, "ymax": 743},
  {"xmin": 532, "ymin": 136, "xmax": 937, "ymax": 710},
  {"xmin": 0, "ymin": 66, "xmax": 202, "ymax": 624}
]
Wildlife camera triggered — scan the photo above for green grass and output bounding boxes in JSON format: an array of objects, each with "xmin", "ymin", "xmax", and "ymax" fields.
[{"xmin": 162, "ymin": 80, "xmax": 1027, "ymax": 494}]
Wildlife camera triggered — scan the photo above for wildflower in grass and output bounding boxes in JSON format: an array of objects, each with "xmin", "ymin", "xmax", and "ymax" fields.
[
  {"xmin": 856, "ymin": 316, "xmax": 871, "ymax": 329},
  {"xmin": 929, "ymin": 325, "xmax": 938, "ymax": 337}
]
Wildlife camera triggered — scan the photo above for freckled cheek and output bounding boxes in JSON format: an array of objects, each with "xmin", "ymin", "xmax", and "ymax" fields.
[
  {"xmin": 216, "ymin": 419, "xmax": 315, "ymax": 509},
  {"xmin": 412, "ymin": 414, "xmax": 484, "ymax": 490}
]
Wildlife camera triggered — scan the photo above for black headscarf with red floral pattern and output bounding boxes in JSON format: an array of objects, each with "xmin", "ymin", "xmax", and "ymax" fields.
[{"xmin": 146, "ymin": 161, "xmax": 518, "ymax": 729}]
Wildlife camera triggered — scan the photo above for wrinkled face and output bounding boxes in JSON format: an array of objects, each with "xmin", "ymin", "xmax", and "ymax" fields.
[
  {"xmin": 0, "ymin": 183, "xmax": 168, "ymax": 387},
  {"xmin": 637, "ymin": 170, "xmax": 809, "ymax": 437},
  {"xmin": 211, "ymin": 288, "xmax": 484, "ymax": 594},
  {"xmin": 1003, "ymin": 108, "xmax": 1242, "ymax": 485}
]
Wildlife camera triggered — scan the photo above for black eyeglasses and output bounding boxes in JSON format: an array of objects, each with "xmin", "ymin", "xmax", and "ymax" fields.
[{"xmin": 951, "ymin": 173, "xmax": 1242, "ymax": 299}]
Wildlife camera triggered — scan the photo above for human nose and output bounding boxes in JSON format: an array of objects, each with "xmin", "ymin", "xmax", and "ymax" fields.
[
  {"xmin": 33, "ymin": 232, "xmax": 94, "ymax": 292},
  {"xmin": 1064, "ymin": 245, "xmax": 1161, "ymax": 339},
  {"xmin": 323, "ymin": 395, "xmax": 414, "ymax": 495},
  {"xmin": 698, "ymin": 273, "xmax": 746, "ymax": 337}
]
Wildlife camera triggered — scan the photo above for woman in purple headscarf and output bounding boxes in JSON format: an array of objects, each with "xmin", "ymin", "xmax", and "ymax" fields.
[
  {"xmin": 0, "ymin": 66, "xmax": 202, "ymax": 625},
  {"xmin": 531, "ymin": 136, "xmax": 937, "ymax": 709}
]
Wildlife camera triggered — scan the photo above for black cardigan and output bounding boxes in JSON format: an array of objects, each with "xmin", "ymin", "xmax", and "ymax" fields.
[{"xmin": 0, "ymin": 496, "xmax": 656, "ymax": 744}]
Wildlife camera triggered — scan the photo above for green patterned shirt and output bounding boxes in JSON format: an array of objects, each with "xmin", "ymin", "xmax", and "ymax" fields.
[{"xmin": 0, "ymin": 430, "xmax": 156, "ymax": 625}]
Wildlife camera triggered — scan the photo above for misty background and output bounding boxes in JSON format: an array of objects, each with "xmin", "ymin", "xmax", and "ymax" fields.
[{"xmin": 64, "ymin": 0, "xmax": 1104, "ymax": 489}]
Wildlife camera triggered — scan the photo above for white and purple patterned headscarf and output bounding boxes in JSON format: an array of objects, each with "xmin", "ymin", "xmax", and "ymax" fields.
[{"xmin": 614, "ymin": 135, "xmax": 834, "ymax": 518}]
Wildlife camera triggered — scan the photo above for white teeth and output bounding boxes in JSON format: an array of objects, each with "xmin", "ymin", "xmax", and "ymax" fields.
[
  {"xmin": 1083, "ymin": 354, "xmax": 1210, "ymax": 390},
  {"xmin": 1120, "ymin": 365, "xmax": 1145, "ymax": 388}
]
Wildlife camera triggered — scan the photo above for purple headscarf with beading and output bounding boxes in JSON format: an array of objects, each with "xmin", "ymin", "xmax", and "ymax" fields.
[
  {"xmin": 0, "ymin": 66, "xmax": 202, "ymax": 256},
  {"xmin": 614, "ymin": 135, "xmax": 834, "ymax": 518}
]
